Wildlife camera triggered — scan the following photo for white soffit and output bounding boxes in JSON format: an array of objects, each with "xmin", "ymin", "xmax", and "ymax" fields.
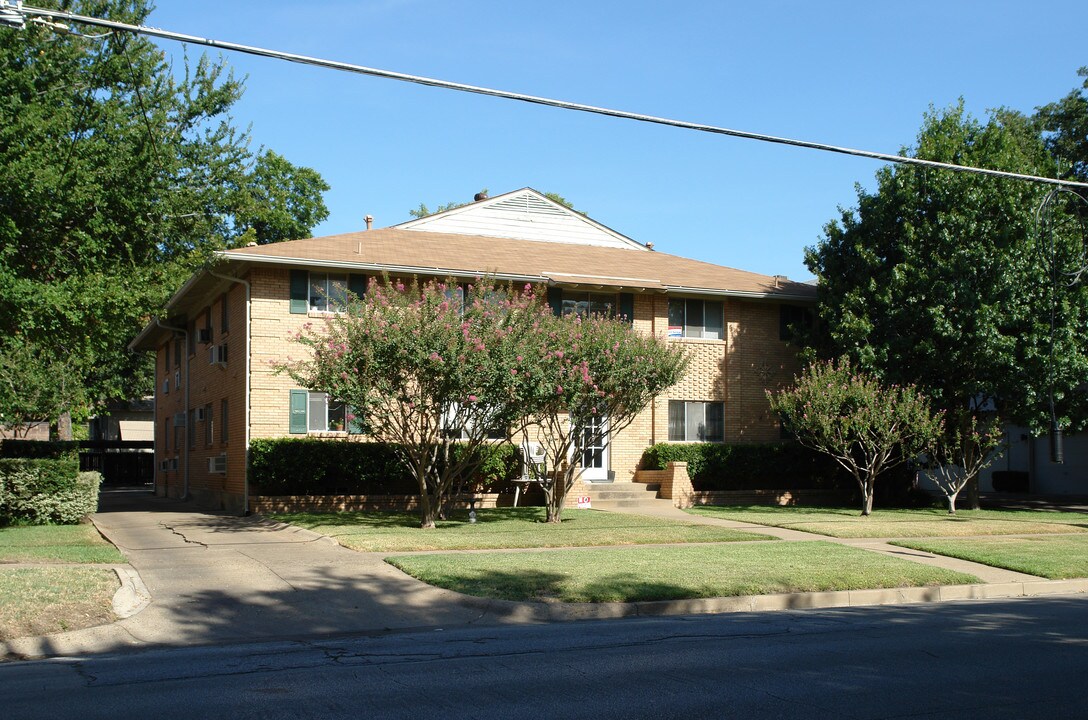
[{"xmin": 394, "ymin": 188, "xmax": 647, "ymax": 251}]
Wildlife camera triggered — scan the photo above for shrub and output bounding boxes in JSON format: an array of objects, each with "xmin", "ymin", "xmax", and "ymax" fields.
[
  {"xmin": 642, "ymin": 442, "xmax": 849, "ymax": 491},
  {"xmin": 0, "ymin": 440, "xmax": 81, "ymax": 461},
  {"xmin": 248, "ymin": 439, "xmax": 521, "ymax": 496},
  {"xmin": 0, "ymin": 459, "xmax": 101, "ymax": 525}
]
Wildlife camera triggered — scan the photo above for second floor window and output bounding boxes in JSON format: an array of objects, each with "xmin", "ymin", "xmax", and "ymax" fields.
[
  {"xmin": 562, "ymin": 291, "xmax": 615, "ymax": 317},
  {"xmin": 310, "ymin": 273, "xmax": 350, "ymax": 312},
  {"xmin": 668, "ymin": 298, "xmax": 724, "ymax": 340}
]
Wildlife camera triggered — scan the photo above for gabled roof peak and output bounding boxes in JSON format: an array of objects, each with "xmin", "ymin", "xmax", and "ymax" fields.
[{"xmin": 394, "ymin": 187, "xmax": 647, "ymax": 251}]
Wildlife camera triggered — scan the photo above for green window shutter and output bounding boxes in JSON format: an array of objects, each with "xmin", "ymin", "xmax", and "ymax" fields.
[
  {"xmin": 289, "ymin": 270, "xmax": 308, "ymax": 314},
  {"xmin": 348, "ymin": 274, "xmax": 368, "ymax": 302},
  {"xmin": 618, "ymin": 293, "xmax": 634, "ymax": 324},
  {"xmin": 289, "ymin": 390, "xmax": 307, "ymax": 434},
  {"xmin": 547, "ymin": 287, "xmax": 563, "ymax": 316},
  {"xmin": 347, "ymin": 405, "xmax": 364, "ymax": 434}
]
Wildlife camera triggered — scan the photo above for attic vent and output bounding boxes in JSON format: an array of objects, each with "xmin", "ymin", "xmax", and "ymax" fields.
[{"xmin": 491, "ymin": 194, "xmax": 569, "ymax": 218}]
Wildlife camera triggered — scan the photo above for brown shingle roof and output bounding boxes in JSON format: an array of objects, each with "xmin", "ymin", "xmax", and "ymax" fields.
[{"xmin": 222, "ymin": 228, "xmax": 814, "ymax": 299}]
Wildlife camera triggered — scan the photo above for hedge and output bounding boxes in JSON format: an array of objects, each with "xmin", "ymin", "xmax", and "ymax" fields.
[
  {"xmin": 0, "ymin": 440, "xmax": 81, "ymax": 460},
  {"xmin": 642, "ymin": 442, "xmax": 849, "ymax": 491},
  {"xmin": 0, "ymin": 458, "xmax": 102, "ymax": 525},
  {"xmin": 249, "ymin": 439, "xmax": 522, "ymax": 496}
]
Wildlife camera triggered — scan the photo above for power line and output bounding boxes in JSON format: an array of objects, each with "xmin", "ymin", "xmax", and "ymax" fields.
[{"xmin": 5, "ymin": 1, "xmax": 1088, "ymax": 191}]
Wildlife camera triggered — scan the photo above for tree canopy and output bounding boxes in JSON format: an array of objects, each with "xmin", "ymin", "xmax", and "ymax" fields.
[
  {"xmin": 0, "ymin": 0, "xmax": 329, "ymax": 425},
  {"xmin": 768, "ymin": 357, "xmax": 940, "ymax": 516},
  {"xmin": 807, "ymin": 102, "xmax": 1088, "ymax": 439}
]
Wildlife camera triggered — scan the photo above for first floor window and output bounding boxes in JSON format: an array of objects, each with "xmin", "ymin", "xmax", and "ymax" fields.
[
  {"xmin": 220, "ymin": 398, "xmax": 229, "ymax": 444},
  {"xmin": 668, "ymin": 299, "xmax": 724, "ymax": 340},
  {"xmin": 310, "ymin": 273, "xmax": 349, "ymax": 312},
  {"xmin": 290, "ymin": 390, "xmax": 357, "ymax": 433},
  {"xmin": 308, "ymin": 392, "xmax": 346, "ymax": 432},
  {"xmin": 204, "ymin": 404, "xmax": 214, "ymax": 446},
  {"xmin": 668, "ymin": 400, "xmax": 724, "ymax": 442}
]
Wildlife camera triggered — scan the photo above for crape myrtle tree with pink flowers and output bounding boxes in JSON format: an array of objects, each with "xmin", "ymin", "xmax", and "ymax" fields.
[
  {"xmin": 516, "ymin": 312, "xmax": 689, "ymax": 523},
  {"xmin": 283, "ymin": 275, "xmax": 687, "ymax": 528},
  {"xmin": 282, "ymin": 276, "xmax": 549, "ymax": 529},
  {"xmin": 767, "ymin": 357, "xmax": 941, "ymax": 516}
]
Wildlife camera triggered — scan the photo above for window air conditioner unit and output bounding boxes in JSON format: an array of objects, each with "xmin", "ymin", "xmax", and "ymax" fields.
[
  {"xmin": 174, "ymin": 370, "xmax": 181, "ymax": 389},
  {"xmin": 198, "ymin": 327, "xmax": 212, "ymax": 344},
  {"xmin": 173, "ymin": 412, "xmax": 186, "ymax": 427},
  {"xmin": 170, "ymin": 458, "xmax": 179, "ymax": 470},
  {"xmin": 210, "ymin": 344, "xmax": 228, "ymax": 367},
  {"xmin": 195, "ymin": 407, "xmax": 206, "ymax": 422},
  {"xmin": 160, "ymin": 460, "xmax": 168, "ymax": 471},
  {"xmin": 207, "ymin": 455, "xmax": 227, "ymax": 473},
  {"xmin": 162, "ymin": 379, "xmax": 170, "ymax": 395}
]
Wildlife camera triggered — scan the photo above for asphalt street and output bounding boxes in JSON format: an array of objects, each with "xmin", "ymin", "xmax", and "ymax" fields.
[{"xmin": 4, "ymin": 596, "xmax": 1087, "ymax": 720}]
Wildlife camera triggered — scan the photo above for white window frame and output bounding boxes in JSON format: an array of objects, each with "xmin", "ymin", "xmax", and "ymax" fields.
[
  {"xmin": 309, "ymin": 272, "xmax": 350, "ymax": 313},
  {"xmin": 668, "ymin": 298, "xmax": 724, "ymax": 340},
  {"xmin": 562, "ymin": 291, "xmax": 615, "ymax": 318},
  {"xmin": 668, "ymin": 400, "xmax": 725, "ymax": 442},
  {"xmin": 307, "ymin": 391, "xmax": 349, "ymax": 432}
]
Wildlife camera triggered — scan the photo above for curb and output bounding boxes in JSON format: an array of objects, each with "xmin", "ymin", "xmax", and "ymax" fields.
[
  {"xmin": 111, "ymin": 565, "xmax": 152, "ymax": 619},
  {"xmin": 454, "ymin": 578, "xmax": 1088, "ymax": 623}
]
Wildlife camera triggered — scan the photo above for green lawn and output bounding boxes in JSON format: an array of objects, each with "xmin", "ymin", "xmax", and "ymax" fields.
[
  {"xmin": 0, "ymin": 566, "xmax": 119, "ymax": 640},
  {"xmin": 0, "ymin": 524, "xmax": 125, "ymax": 564},
  {"xmin": 0, "ymin": 523, "xmax": 125, "ymax": 641},
  {"xmin": 386, "ymin": 541, "xmax": 979, "ymax": 602},
  {"xmin": 271, "ymin": 507, "xmax": 774, "ymax": 552},
  {"xmin": 893, "ymin": 535, "xmax": 1088, "ymax": 580},
  {"xmin": 686, "ymin": 505, "xmax": 1088, "ymax": 538}
]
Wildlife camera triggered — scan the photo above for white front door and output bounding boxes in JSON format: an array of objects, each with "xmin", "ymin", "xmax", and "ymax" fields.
[{"xmin": 578, "ymin": 414, "xmax": 610, "ymax": 482}]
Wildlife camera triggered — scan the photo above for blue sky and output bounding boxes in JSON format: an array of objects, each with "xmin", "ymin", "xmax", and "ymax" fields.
[{"xmin": 143, "ymin": 0, "xmax": 1087, "ymax": 281}]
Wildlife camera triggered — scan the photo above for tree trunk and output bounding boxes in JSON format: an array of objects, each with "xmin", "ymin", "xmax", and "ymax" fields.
[
  {"xmin": 947, "ymin": 492, "xmax": 958, "ymax": 515},
  {"xmin": 861, "ymin": 480, "xmax": 874, "ymax": 516},
  {"xmin": 57, "ymin": 411, "xmax": 72, "ymax": 441},
  {"xmin": 959, "ymin": 413, "xmax": 981, "ymax": 510},
  {"xmin": 544, "ymin": 468, "xmax": 570, "ymax": 523},
  {"xmin": 415, "ymin": 469, "xmax": 437, "ymax": 529}
]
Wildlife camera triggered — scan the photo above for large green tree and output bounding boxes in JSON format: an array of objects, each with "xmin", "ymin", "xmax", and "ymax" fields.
[
  {"xmin": 807, "ymin": 102, "xmax": 1088, "ymax": 506},
  {"xmin": 0, "ymin": 0, "xmax": 329, "ymax": 424},
  {"xmin": 1037, "ymin": 66, "xmax": 1088, "ymax": 181}
]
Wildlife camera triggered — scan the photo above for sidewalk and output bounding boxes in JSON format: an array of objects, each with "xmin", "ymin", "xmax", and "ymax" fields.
[{"xmin": 3, "ymin": 490, "xmax": 1087, "ymax": 661}]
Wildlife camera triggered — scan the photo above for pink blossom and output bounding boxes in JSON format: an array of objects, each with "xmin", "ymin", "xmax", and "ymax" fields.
[
  {"xmin": 468, "ymin": 395, "xmax": 478, "ymax": 403},
  {"xmin": 556, "ymin": 385, "xmax": 564, "ymax": 394},
  {"xmin": 516, "ymin": 355, "xmax": 523, "ymax": 362},
  {"xmin": 511, "ymin": 368, "xmax": 518, "ymax": 375},
  {"xmin": 396, "ymin": 282, "xmax": 405, "ymax": 291},
  {"xmin": 429, "ymin": 352, "xmax": 443, "ymax": 362}
]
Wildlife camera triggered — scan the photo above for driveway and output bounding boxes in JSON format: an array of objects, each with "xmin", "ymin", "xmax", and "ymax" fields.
[{"xmin": 4, "ymin": 488, "xmax": 504, "ymax": 659}]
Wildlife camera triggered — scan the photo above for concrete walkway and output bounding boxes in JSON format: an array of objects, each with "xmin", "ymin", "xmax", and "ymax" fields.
[{"xmin": 3, "ymin": 489, "xmax": 1087, "ymax": 661}]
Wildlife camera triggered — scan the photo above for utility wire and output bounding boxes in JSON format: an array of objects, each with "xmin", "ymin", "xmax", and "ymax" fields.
[{"xmin": 5, "ymin": 1, "xmax": 1088, "ymax": 191}]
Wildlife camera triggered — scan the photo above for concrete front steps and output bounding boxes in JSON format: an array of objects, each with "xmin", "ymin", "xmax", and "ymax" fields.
[{"xmin": 582, "ymin": 481, "xmax": 674, "ymax": 511}]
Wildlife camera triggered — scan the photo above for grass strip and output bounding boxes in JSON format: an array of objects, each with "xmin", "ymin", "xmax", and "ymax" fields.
[
  {"xmin": 0, "ymin": 566, "xmax": 119, "ymax": 640},
  {"xmin": 385, "ymin": 541, "xmax": 978, "ymax": 602},
  {"xmin": 686, "ymin": 505, "xmax": 1088, "ymax": 538},
  {"xmin": 892, "ymin": 535, "xmax": 1088, "ymax": 580},
  {"xmin": 272, "ymin": 507, "xmax": 773, "ymax": 553},
  {"xmin": 0, "ymin": 524, "xmax": 125, "ymax": 564}
]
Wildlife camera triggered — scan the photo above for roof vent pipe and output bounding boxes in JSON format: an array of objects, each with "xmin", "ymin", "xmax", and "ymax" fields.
[
  {"xmin": 365, "ymin": 215, "xmax": 373, "ymax": 230},
  {"xmin": 474, "ymin": 191, "xmax": 488, "ymax": 202}
]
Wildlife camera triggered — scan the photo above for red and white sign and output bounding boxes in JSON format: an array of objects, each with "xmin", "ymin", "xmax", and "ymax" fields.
[{"xmin": 577, "ymin": 496, "xmax": 592, "ymax": 509}]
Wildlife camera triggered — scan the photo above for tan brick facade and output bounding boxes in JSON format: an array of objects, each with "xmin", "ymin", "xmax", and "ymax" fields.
[{"xmin": 147, "ymin": 269, "xmax": 806, "ymax": 511}]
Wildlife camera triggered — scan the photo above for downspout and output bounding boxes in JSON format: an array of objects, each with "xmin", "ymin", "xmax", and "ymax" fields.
[
  {"xmin": 156, "ymin": 319, "xmax": 189, "ymax": 500},
  {"xmin": 209, "ymin": 270, "xmax": 252, "ymax": 516}
]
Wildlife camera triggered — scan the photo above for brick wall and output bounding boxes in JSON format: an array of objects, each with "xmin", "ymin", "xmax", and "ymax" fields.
[
  {"xmin": 153, "ymin": 280, "xmax": 248, "ymax": 511},
  {"xmin": 156, "ymin": 266, "xmax": 807, "ymax": 510}
]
